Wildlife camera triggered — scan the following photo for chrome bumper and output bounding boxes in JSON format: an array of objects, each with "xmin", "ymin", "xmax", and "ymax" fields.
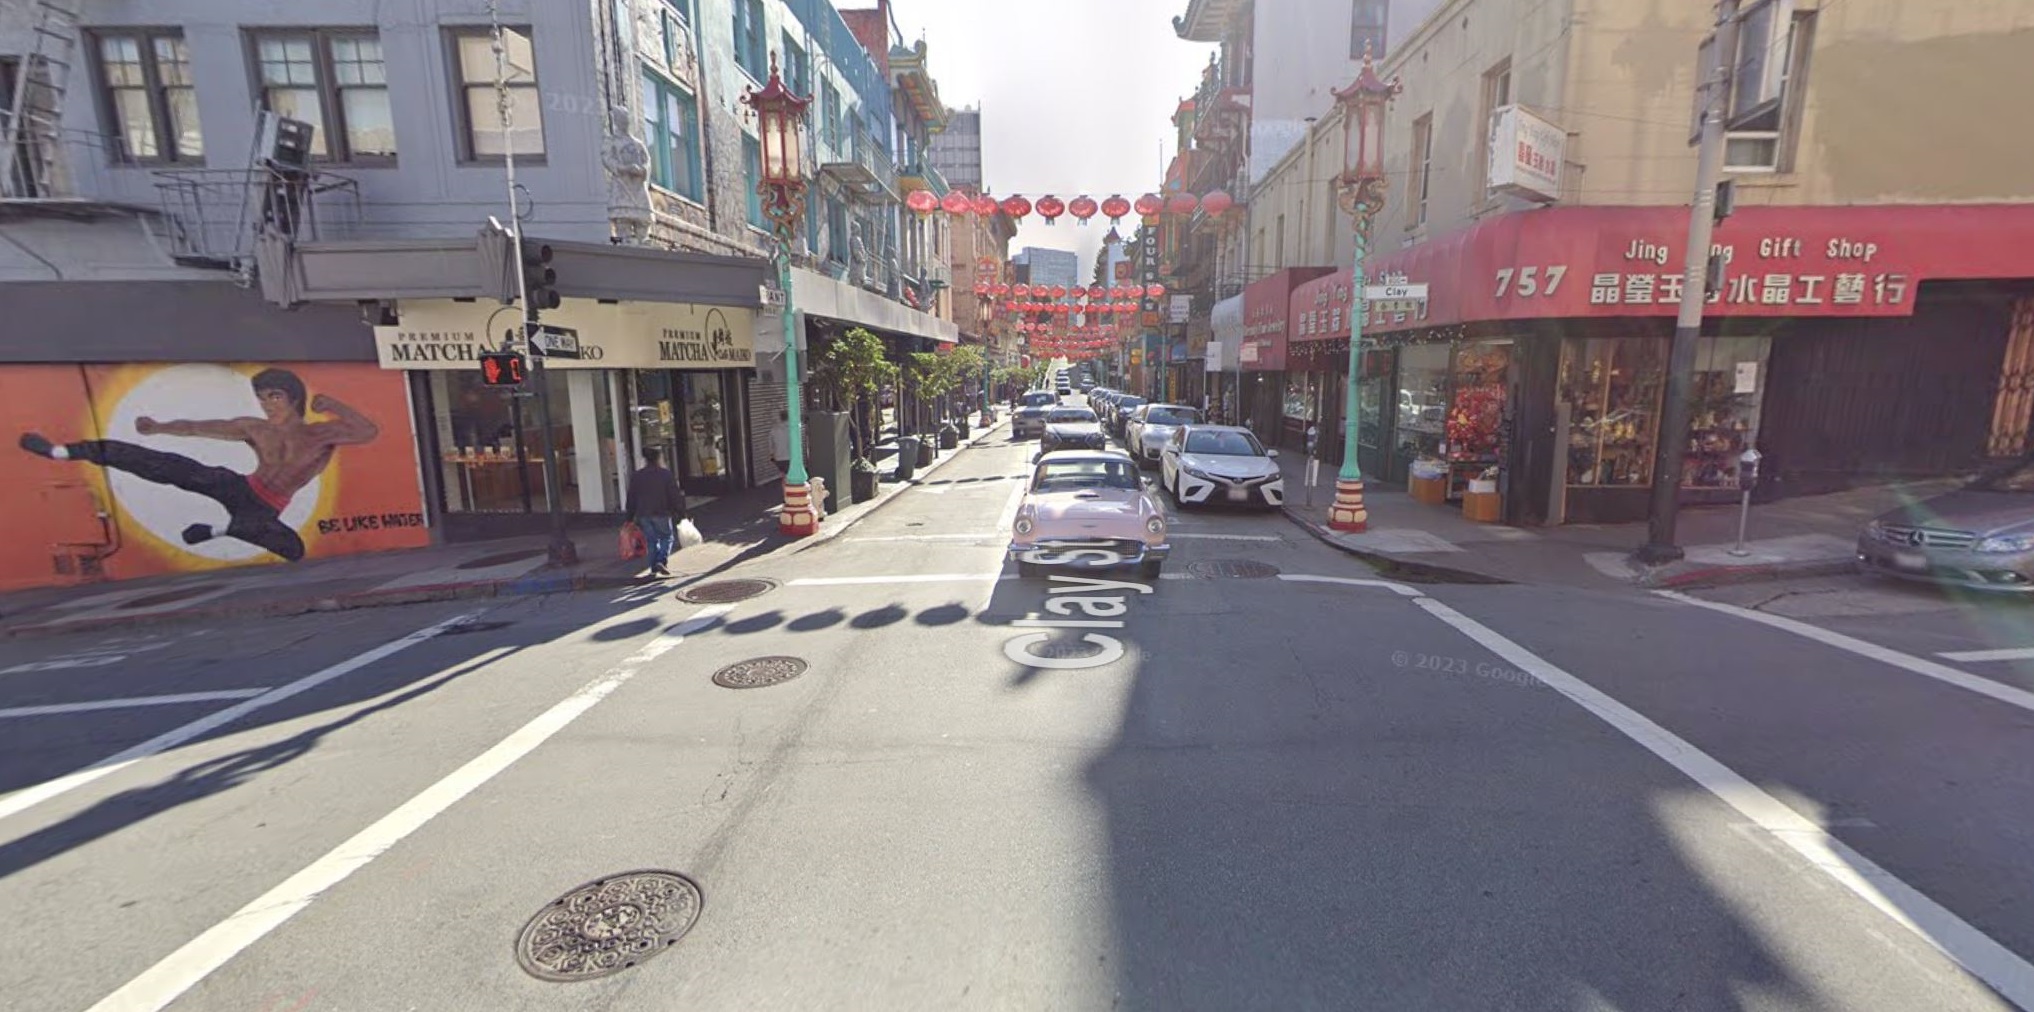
[{"xmin": 1009, "ymin": 539, "xmax": 1171, "ymax": 568}]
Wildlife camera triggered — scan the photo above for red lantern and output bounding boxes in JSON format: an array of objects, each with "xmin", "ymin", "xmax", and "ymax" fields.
[
  {"xmin": 992, "ymin": 283, "xmax": 1009, "ymax": 296},
  {"xmin": 1035, "ymin": 194, "xmax": 1065, "ymax": 225},
  {"xmin": 906, "ymin": 189, "xmax": 938, "ymax": 215},
  {"xmin": 1069, "ymin": 195, "xmax": 1098, "ymax": 224},
  {"xmin": 1167, "ymin": 193, "xmax": 1199, "ymax": 216},
  {"xmin": 1149, "ymin": 283, "xmax": 1167, "ymax": 299},
  {"xmin": 942, "ymin": 191, "xmax": 970, "ymax": 215},
  {"xmin": 1014, "ymin": 283, "xmax": 1032, "ymax": 298},
  {"xmin": 972, "ymin": 193, "xmax": 998, "ymax": 216},
  {"xmin": 1109, "ymin": 286, "xmax": 1125, "ymax": 299},
  {"xmin": 1101, "ymin": 195, "xmax": 1131, "ymax": 223},
  {"xmin": 1050, "ymin": 285, "xmax": 1067, "ymax": 299},
  {"xmin": 1134, "ymin": 193, "xmax": 1164, "ymax": 217},
  {"xmin": 1201, "ymin": 190, "xmax": 1233, "ymax": 217},
  {"xmin": 1001, "ymin": 195, "xmax": 1032, "ymax": 219}
]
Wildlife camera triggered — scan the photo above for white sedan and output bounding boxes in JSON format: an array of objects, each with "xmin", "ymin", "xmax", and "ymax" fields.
[{"xmin": 1160, "ymin": 425, "xmax": 1286, "ymax": 509}]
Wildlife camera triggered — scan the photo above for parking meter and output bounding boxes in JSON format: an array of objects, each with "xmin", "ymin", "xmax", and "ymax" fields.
[
  {"xmin": 1306, "ymin": 423, "xmax": 1319, "ymax": 458},
  {"xmin": 1738, "ymin": 448, "xmax": 1762, "ymax": 491}
]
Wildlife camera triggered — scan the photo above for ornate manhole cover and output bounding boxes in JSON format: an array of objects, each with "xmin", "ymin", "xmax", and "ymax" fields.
[
  {"xmin": 119, "ymin": 584, "xmax": 226, "ymax": 610},
  {"xmin": 437, "ymin": 620, "xmax": 516, "ymax": 636},
  {"xmin": 1025, "ymin": 638, "xmax": 1107, "ymax": 660},
  {"xmin": 514, "ymin": 870, "xmax": 703, "ymax": 982},
  {"xmin": 712, "ymin": 656, "xmax": 807, "ymax": 688},
  {"xmin": 676, "ymin": 578, "xmax": 778, "ymax": 604},
  {"xmin": 1187, "ymin": 559, "xmax": 1281, "ymax": 580},
  {"xmin": 458, "ymin": 549, "xmax": 548, "ymax": 570}
]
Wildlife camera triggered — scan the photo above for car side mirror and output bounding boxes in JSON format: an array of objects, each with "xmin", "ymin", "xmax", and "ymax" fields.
[{"xmin": 1267, "ymin": 449, "xmax": 1279, "ymax": 458}]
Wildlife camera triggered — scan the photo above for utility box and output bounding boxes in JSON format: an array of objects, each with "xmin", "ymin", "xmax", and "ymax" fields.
[{"xmin": 803, "ymin": 411, "xmax": 852, "ymax": 515}]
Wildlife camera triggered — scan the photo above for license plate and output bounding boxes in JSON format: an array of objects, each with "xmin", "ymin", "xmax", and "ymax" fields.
[
  {"xmin": 1227, "ymin": 487, "xmax": 1247, "ymax": 502},
  {"xmin": 1892, "ymin": 550, "xmax": 1928, "ymax": 572}
]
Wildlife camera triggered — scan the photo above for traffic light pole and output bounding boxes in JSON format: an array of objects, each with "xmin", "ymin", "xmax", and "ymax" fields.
[{"xmin": 528, "ymin": 325, "xmax": 578, "ymax": 567}]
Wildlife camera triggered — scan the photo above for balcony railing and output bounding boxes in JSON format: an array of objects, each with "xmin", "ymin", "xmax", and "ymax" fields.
[
  {"xmin": 896, "ymin": 158, "xmax": 948, "ymax": 198},
  {"xmin": 152, "ymin": 165, "xmax": 362, "ymax": 269},
  {"xmin": 820, "ymin": 126, "xmax": 897, "ymax": 204}
]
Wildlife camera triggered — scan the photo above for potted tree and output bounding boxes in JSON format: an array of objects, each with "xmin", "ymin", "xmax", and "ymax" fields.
[{"xmin": 814, "ymin": 327, "xmax": 897, "ymax": 505}]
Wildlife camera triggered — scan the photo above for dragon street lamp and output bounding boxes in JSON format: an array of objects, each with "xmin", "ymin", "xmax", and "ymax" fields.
[
  {"xmin": 742, "ymin": 54, "xmax": 817, "ymax": 537},
  {"xmin": 1326, "ymin": 43, "xmax": 1402, "ymax": 533}
]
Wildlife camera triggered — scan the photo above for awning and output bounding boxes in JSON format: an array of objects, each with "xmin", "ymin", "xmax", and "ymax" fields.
[{"xmin": 791, "ymin": 267, "xmax": 959, "ymax": 344}]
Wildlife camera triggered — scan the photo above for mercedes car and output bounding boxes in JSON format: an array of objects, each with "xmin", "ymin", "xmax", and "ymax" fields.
[
  {"xmin": 1857, "ymin": 457, "xmax": 2034, "ymax": 592},
  {"xmin": 1160, "ymin": 425, "xmax": 1286, "ymax": 509}
]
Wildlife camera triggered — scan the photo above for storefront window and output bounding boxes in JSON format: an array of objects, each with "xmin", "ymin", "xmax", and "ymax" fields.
[
  {"xmin": 1284, "ymin": 372, "xmax": 1317, "ymax": 421},
  {"xmin": 430, "ymin": 369, "xmax": 595, "ymax": 514},
  {"xmin": 1684, "ymin": 336, "xmax": 1772, "ymax": 489},
  {"xmin": 1561, "ymin": 337, "xmax": 1668, "ymax": 487},
  {"xmin": 680, "ymin": 372, "xmax": 728, "ymax": 484},
  {"xmin": 1447, "ymin": 342, "xmax": 1510, "ymax": 464},
  {"xmin": 1357, "ymin": 357, "xmax": 1388, "ymax": 454},
  {"xmin": 1395, "ymin": 343, "xmax": 1450, "ymax": 464}
]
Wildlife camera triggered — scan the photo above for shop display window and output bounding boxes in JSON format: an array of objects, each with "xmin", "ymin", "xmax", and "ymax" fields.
[
  {"xmin": 1284, "ymin": 372, "xmax": 1319, "ymax": 421},
  {"xmin": 1395, "ymin": 343, "xmax": 1450, "ymax": 464},
  {"xmin": 430, "ymin": 369, "xmax": 584, "ymax": 513},
  {"xmin": 1682, "ymin": 336, "xmax": 1771, "ymax": 489},
  {"xmin": 1446, "ymin": 342, "xmax": 1511, "ymax": 464},
  {"xmin": 1561, "ymin": 337, "xmax": 1668, "ymax": 487}
]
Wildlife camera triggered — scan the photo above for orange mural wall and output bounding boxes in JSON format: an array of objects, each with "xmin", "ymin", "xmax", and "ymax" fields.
[{"xmin": 1, "ymin": 362, "xmax": 428, "ymax": 592}]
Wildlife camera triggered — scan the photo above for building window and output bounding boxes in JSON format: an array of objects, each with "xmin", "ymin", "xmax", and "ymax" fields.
[
  {"xmin": 827, "ymin": 196, "xmax": 847, "ymax": 262},
  {"xmin": 781, "ymin": 32, "xmax": 809, "ymax": 97},
  {"xmin": 821, "ymin": 80, "xmax": 841, "ymax": 151},
  {"xmin": 93, "ymin": 30, "xmax": 202, "ymax": 163},
  {"xmin": 1410, "ymin": 113, "xmax": 1433, "ymax": 227},
  {"xmin": 450, "ymin": 27, "xmax": 544, "ymax": 159},
  {"xmin": 1724, "ymin": 1, "xmax": 1814, "ymax": 173},
  {"xmin": 732, "ymin": 0, "xmax": 766, "ymax": 80},
  {"xmin": 1351, "ymin": 0, "xmax": 1387, "ymax": 59},
  {"xmin": 641, "ymin": 69, "xmax": 701, "ymax": 200},
  {"xmin": 250, "ymin": 31, "xmax": 394, "ymax": 162},
  {"xmin": 662, "ymin": 2, "xmax": 690, "ymax": 66},
  {"xmin": 742, "ymin": 133, "xmax": 764, "ymax": 229},
  {"xmin": 1476, "ymin": 58, "xmax": 1511, "ymax": 196}
]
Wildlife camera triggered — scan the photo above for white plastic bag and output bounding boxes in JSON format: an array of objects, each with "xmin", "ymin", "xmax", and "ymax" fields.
[{"xmin": 676, "ymin": 517, "xmax": 704, "ymax": 549}]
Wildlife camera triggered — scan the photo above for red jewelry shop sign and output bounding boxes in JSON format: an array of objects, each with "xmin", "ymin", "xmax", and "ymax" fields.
[{"xmin": 1287, "ymin": 203, "xmax": 2034, "ymax": 341}]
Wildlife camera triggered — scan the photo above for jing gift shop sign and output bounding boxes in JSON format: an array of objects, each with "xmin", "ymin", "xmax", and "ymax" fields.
[
  {"xmin": 375, "ymin": 299, "xmax": 757, "ymax": 370},
  {"xmin": 1344, "ymin": 204, "xmax": 2034, "ymax": 335}
]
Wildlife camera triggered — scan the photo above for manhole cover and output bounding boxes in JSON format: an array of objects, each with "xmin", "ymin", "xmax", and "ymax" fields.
[
  {"xmin": 437, "ymin": 620, "xmax": 516, "ymax": 636},
  {"xmin": 119, "ymin": 584, "xmax": 226, "ymax": 610},
  {"xmin": 711, "ymin": 656, "xmax": 808, "ymax": 688},
  {"xmin": 1187, "ymin": 559, "xmax": 1281, "ymax": 580},
  {"xmin": 514, "ymin": 870, "xmax": 703, "ymax": 983},
  {"xmin": 1024, "ymin": 638, "xmax": 1107, "ymax": 660},
  {"xmin": 458, "ymin": 549, "xmax": 548, "ymax": 570},
  {"xmin": 676, "ymin": 578, "xmax": 778, "ymax": 604}
]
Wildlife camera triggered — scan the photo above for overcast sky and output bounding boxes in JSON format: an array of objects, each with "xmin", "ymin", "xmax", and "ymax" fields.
[{"xmin": 836, "ymin": 0, "xmax": 1217, "ymax": 272}]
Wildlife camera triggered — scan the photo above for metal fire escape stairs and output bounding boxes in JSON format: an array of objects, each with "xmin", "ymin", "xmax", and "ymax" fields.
[{"xmin": 1, "ymin": 0, "xmax": 81, "ymax": 199}]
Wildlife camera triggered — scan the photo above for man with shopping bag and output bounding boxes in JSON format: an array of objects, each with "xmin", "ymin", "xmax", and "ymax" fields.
[{"xmin": 625, "ymin": 447, "xmax": 688, "ymax": 578}]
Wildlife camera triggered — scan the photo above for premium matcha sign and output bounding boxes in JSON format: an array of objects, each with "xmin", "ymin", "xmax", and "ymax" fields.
[
  {"xmin": 649, "ymin": 307, "xmax": 753, "ymax": 367},
  {"xmin": 376, "ymin": 300, "xmax": 755, "ymax": 370}
]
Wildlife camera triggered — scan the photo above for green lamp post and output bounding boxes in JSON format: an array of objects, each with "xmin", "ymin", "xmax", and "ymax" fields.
[
  {"xmin": 742, "ymin": 55, "xmax": 817, "ymax": 536},
  {"xmin": 1327, "ymin": 43, "xmax": 1401, "ymax": 533}
]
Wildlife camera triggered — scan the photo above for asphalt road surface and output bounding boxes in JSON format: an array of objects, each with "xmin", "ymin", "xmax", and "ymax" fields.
[{"xmin": 4, "ymin": 401, "xmax": 2034, "ymax": 1011}]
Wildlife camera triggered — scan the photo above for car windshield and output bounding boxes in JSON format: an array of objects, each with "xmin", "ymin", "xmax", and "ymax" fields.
[
  {"xmin": 1048, "ymin": 409, "xmax": 1096, "ymax": 424},
  {"xmin": 1033, "ymin": 459, "xmax": 1142, "ymax": 493},
  {"xmin": 1144, "ymin": 407, "xmax": 1200, "ymax": 427},
  {"xmin": 1117, "ymin": 397, "xmax": 1146, "ymax": 411},
  {"xmin": 1183, "ymin": 430, "xmax": 1265, "ymax": 456},
  {"xmin": 1970, "ymin": 460, "xmax": 2034, "ymax": 491},
  {"xmin": 1022, "ymin": 392, "xmax": 1056, "ymax": 407}
]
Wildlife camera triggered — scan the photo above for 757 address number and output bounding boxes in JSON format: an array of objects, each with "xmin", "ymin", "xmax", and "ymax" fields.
[{"xmin": 1493, "ymin": 265, "xmax": 1570, "ymax": 299}]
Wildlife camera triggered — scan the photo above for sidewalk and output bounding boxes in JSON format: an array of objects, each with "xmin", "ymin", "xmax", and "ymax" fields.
[
  {"xmin": 0, "ymin": 415, "xmax": 1007, "ymax": 639},
  {"xmin": 1272, "ymin": 451, "xmax": 1959, "ymax": 591}
]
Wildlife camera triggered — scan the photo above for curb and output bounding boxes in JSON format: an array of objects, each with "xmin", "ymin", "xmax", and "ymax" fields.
[
  {"xmin": 1637, "ymin": 557, "xmax": 1858, "ymax": 590},
  {"xmin": 1278, "ymin": 507, "xmax": 1512, "ymax": 585}
]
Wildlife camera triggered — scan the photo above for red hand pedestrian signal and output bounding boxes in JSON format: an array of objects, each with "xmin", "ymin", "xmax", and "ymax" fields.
[{"xmin": 480, "ymin": 352, "xmax": 527, "ymax": 387}]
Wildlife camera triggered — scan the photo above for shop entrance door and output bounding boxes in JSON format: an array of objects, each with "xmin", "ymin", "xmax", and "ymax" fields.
[{"xmin": 676, "ymin": 371, "xmax": 738, "ymax": 497}]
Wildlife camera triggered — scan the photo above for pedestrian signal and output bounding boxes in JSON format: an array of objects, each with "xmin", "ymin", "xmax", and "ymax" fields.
[{"xmin": 480, "ymin": 352, "xmax": 527, "ymax": 387}]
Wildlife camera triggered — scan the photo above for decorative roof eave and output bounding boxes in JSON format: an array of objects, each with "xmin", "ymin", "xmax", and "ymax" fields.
[
  {"xmin": 889, "ymin": 43, "xmax": 952, "ymax": 133},
  {"xmin": 1172, "ymin": 0, "xmax": 1246, "ymax": 42}
]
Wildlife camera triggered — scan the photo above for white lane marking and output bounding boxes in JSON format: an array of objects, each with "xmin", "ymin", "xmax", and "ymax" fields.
[
  {"xmin": 0, "ymin": 655, "xmax": 129, "ymax": 675},
  {"xmin": 1937, "ymin": 647, "xmax": 2034, "ymax": 663},
  {"xmin": 1277, "ymin": 573, "xmax": 1425, "ymax": 598},
  {"xmin": 920, "ymin": 485, "xmax": 953, "ymax": 495},
  {"xmin": 84, "ymin": 605, "xmax": 735, "ymax": 1012},
  {"xmin": 788, "ymin": 574, "xmax": 1012, "ymax": 587},
  {"xmin": 1414, "ymin": 594, "xmax": 2034, "ymax": 1009},
  {"xmin": 0, "ymin": 689, "xmax": 271, "ymax": 719},
  {"xmin": 0, "ymin": 611, "xmax": 483, "ymax": 828},
  {"xmin": 1168, "ymin": 533, "xmax": 1280, "ymax": 542},
  {"xmin": 1158, "ymin": 573, "xmax": 1195, "ymax": 581},
  {"xmin": 1659, "ymin": 591, "xmax": 2034, "ymax": 716},
  {"xmin": 850, "ymin": 533, "xmax": 1003, "ymax": 542},
  {"xmin": 994, "ymin": 475, "xmax": 1029, "ymax": 534}
]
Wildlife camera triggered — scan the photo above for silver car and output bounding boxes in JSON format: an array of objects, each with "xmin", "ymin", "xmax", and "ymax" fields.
[
  {"xmin": 1127, "ymin": 403, "xmax": 1203, "ymax": 467},
  {"xmin": 1160, "ymin": 425, "xmax": 1286, "ymax": 509},
  {"xmin": 1857, "ymin": 458, "xmax": 2034, "ymax": 592},
  {"xmin": 1012, "ymin": 391, "xmax": 1058, "ymax": 439}
]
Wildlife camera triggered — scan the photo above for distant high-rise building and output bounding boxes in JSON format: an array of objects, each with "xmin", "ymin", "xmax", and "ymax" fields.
[
  {"xmin": 928, "ymin": 106, "xmax": 983, "ymax": 189},
  {"xmin": 1012, "ymin": 247, "xmax": 1079, "ymax": 291}
]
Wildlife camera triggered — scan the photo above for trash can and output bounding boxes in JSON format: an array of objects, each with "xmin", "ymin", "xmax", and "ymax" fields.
[
  {"xmin": 938, "ymin": 422, "xmax": 960, "ymax": 450},
  {"xmin": 893, "ymin": 437, "xmax": 920, "ymax": 481},
  {"xmin": 917, "ymin": 438, "xmax": 937, "ymax": 467}
]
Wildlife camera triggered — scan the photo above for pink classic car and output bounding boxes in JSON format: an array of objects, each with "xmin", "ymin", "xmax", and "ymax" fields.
[{"xmin": 1008, "ymin": 450, "xmax": 1171, "ymax": 579}]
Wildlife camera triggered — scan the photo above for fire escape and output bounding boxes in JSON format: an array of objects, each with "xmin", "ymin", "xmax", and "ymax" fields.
[{"xmin": 0, "ymin": 0, "xmax": 79, "ymax": 199}]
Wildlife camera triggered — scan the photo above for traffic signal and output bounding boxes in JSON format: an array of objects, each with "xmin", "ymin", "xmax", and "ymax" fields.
[
  {"xmin": 480, "ymin": 351, "xmax": 527, "ymax": 387},
  {"xmin": 521, "ymin": 240, "xmax": 560, "ymax": 311}
]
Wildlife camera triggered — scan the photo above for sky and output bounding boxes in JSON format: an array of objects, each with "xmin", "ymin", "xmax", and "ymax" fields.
[{"xmin": 835, "ymin": 0, "xmax": 1218, "ymax": 273}]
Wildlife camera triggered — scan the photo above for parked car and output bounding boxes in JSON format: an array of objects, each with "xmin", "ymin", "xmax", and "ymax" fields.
[
  {"xmin": 1160, "ymin": 425, "xmax": 1286, "ymax": 509},
  {"xmin": 1009, "ymin": 450, "xmax": 1170, "ymax": 579},
  {"xmin": 1035, "ymin": 407, "xmax": 1106, "ymax": 460},
  {"xmin": 1055, "ymin": 371, "xmax": 1073, "ymax": 396},
  {"xmin": 1857, "ymin": 457, "xmax": 2034, "ymax": 592},
  {"xmin": 1127, "ymin": 403, "xmax": 1202, "ymax": 467},
  {"xmin": 1108, "ymin": 395, "xmax": 1147, "ymax": 438},
  {"xmin": 1012, "ymin": 391, "xmax": 1059, "ymax": 439}
]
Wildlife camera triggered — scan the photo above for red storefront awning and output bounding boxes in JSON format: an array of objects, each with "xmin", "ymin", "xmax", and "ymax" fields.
[
  {"xmin": 1288, "ymin": 203, "xmax": 2034, "ymax": 341},
  {"xmin": 1241, "ymin": 267, "xmax": 1334, "ymax": 370}
]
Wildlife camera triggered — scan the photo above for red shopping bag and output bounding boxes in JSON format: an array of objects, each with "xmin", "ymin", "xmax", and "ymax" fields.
[{"xmin": 619, "ymin": 522, "xmax": 647, "ymax": 560}]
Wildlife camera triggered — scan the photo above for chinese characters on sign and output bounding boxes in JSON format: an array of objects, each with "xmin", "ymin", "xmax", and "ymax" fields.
[
  {"xmin": 1486, "ymin": 105, "xmax": 1565, "ymax": 203},
  {"xmin": 1493, "ymin": 232, "xmax": 1908, "ymax": 312}
]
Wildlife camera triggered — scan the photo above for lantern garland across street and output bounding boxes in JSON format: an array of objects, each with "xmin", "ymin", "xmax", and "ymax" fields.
[{"xmin": 904, "ymin": 189, "xmax": 1237, "ymax": 227}]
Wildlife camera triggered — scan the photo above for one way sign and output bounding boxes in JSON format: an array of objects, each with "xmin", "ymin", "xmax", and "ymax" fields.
[{"xmin": 528, "ymin": 324, "xmax": 581, "ymax": 359}]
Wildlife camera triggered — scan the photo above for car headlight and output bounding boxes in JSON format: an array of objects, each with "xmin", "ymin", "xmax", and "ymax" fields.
[
  {"xmin": 1864, "ymin": 520, "xmax": 1887, "ymax": 540},
  {"xmin": 1181, "ymin": 465, "xmax": 1211, "ymax": 481},
  {"xmin": 1014, "ymin": 517, "xmax": 1034, "ymax": 536},
  {"xmin": 1145, "ymin": 516, "xmax": 1166, "ymax": 536},
  {"xmin": 1977, "ymin": 533, "xmax": 2034, "ymax": 553}
]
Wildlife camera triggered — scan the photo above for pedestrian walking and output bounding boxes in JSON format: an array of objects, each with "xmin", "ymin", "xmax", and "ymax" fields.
[
  {"xmin": 625, "ymin": 446, "xmax": 687, "ymax": 578},
  {"xmin": 769, "ymin": 410, "xmax": 792, "ymax": 480}
]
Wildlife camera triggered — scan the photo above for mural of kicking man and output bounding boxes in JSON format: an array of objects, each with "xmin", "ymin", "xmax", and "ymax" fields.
[{"xmin": 17, "ymin": 368, "xmax": 379, "ymax": 562}]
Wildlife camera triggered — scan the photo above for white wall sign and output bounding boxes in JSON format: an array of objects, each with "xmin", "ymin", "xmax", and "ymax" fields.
[
  {"xmin": 375, "ymin": 299, "xmax": 757, "ymax": 370},
  {"xmin": 1204, "ymin": 341, "xmax": 1221, "ymax": 372},
  {"xmin": 1169, "ymin": 294, "xmax": 1192, "ymax": 323},
  {"xmin": 1488, "ymin": 105, "xmax": 1565, "ymax": 204}
]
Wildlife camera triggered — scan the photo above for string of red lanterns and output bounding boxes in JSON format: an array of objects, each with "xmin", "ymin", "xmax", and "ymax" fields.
[{"xmin": 905, "ymin": 190, "xmax": 1234, "ymax": 225}]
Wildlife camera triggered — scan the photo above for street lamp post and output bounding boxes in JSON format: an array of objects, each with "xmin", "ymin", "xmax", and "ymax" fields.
[
  {"xmin": 1326, "ymin": 44, "xmax": 1402, "ymax": 533},
  {"xmin": 742, "ymin": 55, "xmax": 817, "ymax": 537}
]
